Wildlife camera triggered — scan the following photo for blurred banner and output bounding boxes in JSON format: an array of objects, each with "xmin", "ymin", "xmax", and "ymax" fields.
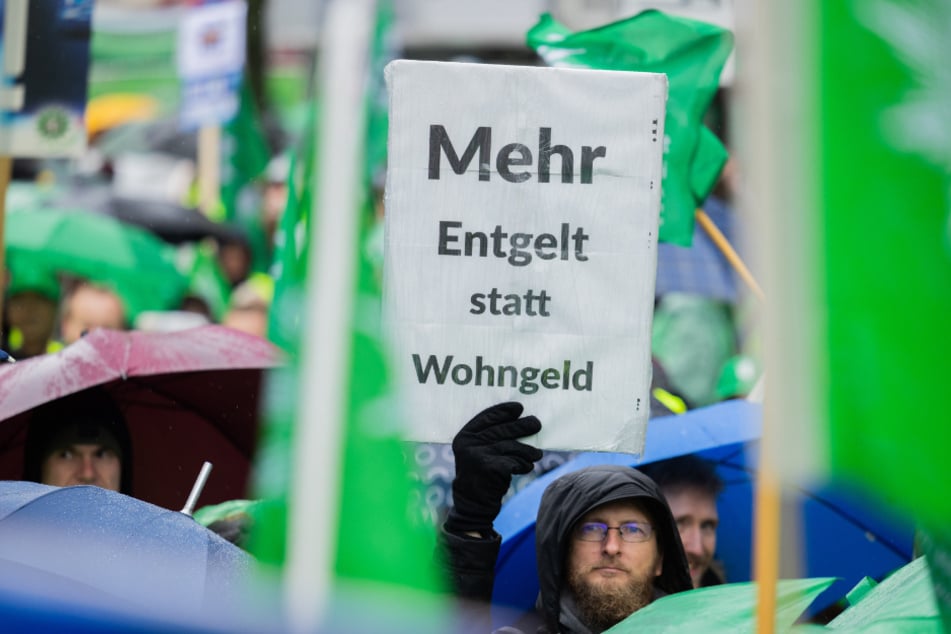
[{"xmin": 0, "ymin": 0, "xmax": 95, "ymax": 157}]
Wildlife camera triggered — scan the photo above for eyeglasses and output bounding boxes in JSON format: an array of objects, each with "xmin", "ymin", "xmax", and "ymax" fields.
[{"xmin": 574, "ymin": 521, "xmax": 654, "ymax": 543}]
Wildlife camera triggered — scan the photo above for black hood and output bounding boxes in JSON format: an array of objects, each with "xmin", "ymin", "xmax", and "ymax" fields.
[
  {"xmin": 534, "ymin": 465, "xmax": 692, "ymax": 632},
  {"xmin": 23, "ymin": 387, "xmax": 134, "ymax": 495}
]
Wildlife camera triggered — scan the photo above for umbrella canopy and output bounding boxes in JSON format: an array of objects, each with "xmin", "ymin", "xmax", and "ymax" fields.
[
  {"xmin": 0, "ymin": 325, "xmax": 282, "ymax": 510},
  {"xmin": 46, "ymin": 185, "xmax": 249, "ymax": 245},
  {"xmin": 5, "ymin": 209, "xmax": 189, "ymax": 317},
  {"xmin": 96, "ymin": 118, "xmax": 197, "ymax": 160},
  {"xmin": 0, "ymin": 481, "xmax": 258, "ymax": 626},
  {"xmin": 108, "ymin": 196, "xmax": 248, "ymax": 245},
  {"xmin": 655, "ymin": 195, "xmax": 742, "ymax": 303},
  {"xmin": 609, "ymin": 577, "xmax": 835, "ymax": 633},
  {"xmin": 490, "ymin": 400, "xmax": 915, "ymax": 620}
]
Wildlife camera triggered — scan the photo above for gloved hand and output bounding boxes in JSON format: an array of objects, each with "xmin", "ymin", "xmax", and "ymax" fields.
[{"xmin": 445, "ymin": 402, "xmax": 543, "ymax": 535}]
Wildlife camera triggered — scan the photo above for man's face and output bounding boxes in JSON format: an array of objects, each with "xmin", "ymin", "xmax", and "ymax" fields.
[
  {"xmin": 41, "ymin": 443, "xmax": 121, "ymax": 491},
  {"xmin": 665, "ymin": 486, "xmax": 718, "ymax": 588},
  {"xmin": 7, "ymin": 292, "xmax": 57, "ymax": 347},
  {"xmin": 61, "ymin": 286, "xmax": 125, "ymax": 344},
  {"xmin": 566, "ymin": 499, "xmax": 663, "ymax": 630}
]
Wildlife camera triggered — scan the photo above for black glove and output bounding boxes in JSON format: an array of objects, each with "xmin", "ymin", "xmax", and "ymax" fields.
[{"xmin": 445, "ymin": 402, "xmax": 543, "ymax": 535}]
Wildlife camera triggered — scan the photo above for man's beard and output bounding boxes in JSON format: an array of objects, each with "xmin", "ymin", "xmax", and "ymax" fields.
[{"xmin": 567, "ymin": 566, "xmax": 655, "ymax": 632}]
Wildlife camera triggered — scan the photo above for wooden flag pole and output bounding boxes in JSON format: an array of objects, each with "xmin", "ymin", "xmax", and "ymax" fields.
[
  {"xmin": 198, "ymin": 125, "xmax": 220, "ymax": 217},
  {"xmin": 0, "ymin": 156, "xmax": 13, "ymax": 327},
  {"xmin": 695, "ymin": 208, "xmax": 766, "ymax": 302},
  {"xmin": 753, "ymin": 422, "xmax": 781, "ymax": 634}
]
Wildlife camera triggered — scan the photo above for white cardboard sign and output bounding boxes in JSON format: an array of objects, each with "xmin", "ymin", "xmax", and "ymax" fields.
[{"xmin": 382, "ymin": 60, "xmax": 667, "ymax": 454}]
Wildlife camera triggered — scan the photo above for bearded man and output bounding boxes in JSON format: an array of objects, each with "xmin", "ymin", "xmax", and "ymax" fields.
[{"xmin": 441, "ymin": 403, "xmax": 692, "ymax": 633}]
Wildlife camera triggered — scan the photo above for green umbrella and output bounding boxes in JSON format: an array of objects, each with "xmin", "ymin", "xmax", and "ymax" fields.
[
  {"xmin": 825, "ymin": 557, "xmax": 941, "ymax": 632},
  {"xmin": 5, "ymin": 209, "xmax": 188, "ymax": 318},
  {"xmin": 607, "ymin": 577, "xmax": 835, "ymax": 633}
]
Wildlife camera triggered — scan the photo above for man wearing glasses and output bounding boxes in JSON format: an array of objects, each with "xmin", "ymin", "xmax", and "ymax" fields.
[{"xmin": 442, "ymin": 403, "xmax": 692, "ymax": 633}]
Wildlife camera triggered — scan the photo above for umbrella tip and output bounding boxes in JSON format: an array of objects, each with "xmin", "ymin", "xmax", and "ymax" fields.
[{"xmin": 0, "ymin": 349, "xmax": 15, "ymax": 363}]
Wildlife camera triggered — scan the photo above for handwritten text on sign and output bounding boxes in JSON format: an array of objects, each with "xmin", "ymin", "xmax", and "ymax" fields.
[{"xmin": 383, "ymin": 60, "xmax": 667, "ymax": 453}]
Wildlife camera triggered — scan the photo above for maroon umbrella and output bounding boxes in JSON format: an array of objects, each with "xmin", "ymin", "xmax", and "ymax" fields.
[{"xmin": 0, "ymin": 325, "xmax": 282, "ymax": 510}]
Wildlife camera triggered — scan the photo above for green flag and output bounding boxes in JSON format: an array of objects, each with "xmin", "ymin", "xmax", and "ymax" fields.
[
  {"xmin": 757, "ymin": 0, "xmax": 951, "ymax": 619},
  {"xmin": 249, "ymin": 1, "xmax": 444, "ymax": 622},
  {"xmin": 526, "ymin": 10, "xmax": 732, "ymax": 246},
  {"xmin": 220, "ymin": 77, "xmax": 273, "ymax": 272},
  {"xmin": 800, "ymin": 1, "xmax": 951, "ymax": 526}
]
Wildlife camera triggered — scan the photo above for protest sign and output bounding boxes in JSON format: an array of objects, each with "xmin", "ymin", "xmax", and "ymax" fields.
[
  {"xmin": 383, "ymin": 60, "xmax": 667, "ymax": 453},
  {"xmin": 0, "ymin": 0, "xmax": 94, "ymax": 157},
  {"xmin": 177, "ymin": 0, "xmax": 246, "ymax": 129}
]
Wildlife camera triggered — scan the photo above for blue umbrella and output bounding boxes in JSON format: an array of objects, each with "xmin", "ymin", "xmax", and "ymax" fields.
[
  {"xmin": 0, "ymin": 481, "xmax": 265, "ymax": 628},
  {"xmin": 490, "ymin": 400, "xmax": 915, "ymax": 620},
  {"xmin": 655, "ymin": 196, "xmax": 741, "ymax": 303}
]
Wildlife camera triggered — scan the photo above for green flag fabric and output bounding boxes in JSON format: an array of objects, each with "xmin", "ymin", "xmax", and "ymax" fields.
[
  {"xmin": 759, "ymin": 0, "xmax": 951, "ymax": 623},
  {"xmin": 527, "ymin": 10, "xmax": 732, "ymax": 246},
  {"xmin": 815, "ymin": 2, "xmax": 951, "ymax": 527},
  {"xmin": 220, "ymin": 77, "xmax": 273, "ymax": 271}
]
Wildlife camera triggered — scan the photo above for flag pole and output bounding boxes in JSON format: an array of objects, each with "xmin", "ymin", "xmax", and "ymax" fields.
[
  {"xmin": 753, "ymin": 414, "xmax": 780, "ymax": 634},
  {"xmin": 284, "ymin": 0, "xmax": 376, "ymax": 630},
  {"xmin": 695, "ymin": 208, "xmax": 765, "ymax": 302},
  {"xmin": 198, "ymin": 125, "xmax": 220, "ymax": 217},
  {"xmin": 0, "ymin": 156, "xmax": 12, "ymax": 325}
]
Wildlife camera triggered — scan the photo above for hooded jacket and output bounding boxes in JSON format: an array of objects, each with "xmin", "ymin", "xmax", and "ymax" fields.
[
  {"xmin": 534, "ymin": 465, "xmax": 693, "ymax": 633},
  {"xmin": 22, "ymin": 387, "xmax": 134, "ymax": 495}
]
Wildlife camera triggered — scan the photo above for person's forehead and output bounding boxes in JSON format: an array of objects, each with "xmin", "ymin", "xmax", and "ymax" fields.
[
  {"xmin": 50, "ymin": 441, "xmax": 112, "ymax": 452},
  {"xmin": 9, "ymin": 292, "xmax": 56, "ymax": 308},
  {"xmin": 579, "ymin": 498, "xmax": 652, "ymax": 522},
  {"xmin": 664, "ymin": 486, "xmax": 718, "ymax": 518},
  {"xmin": 71, "ymin": 287, "xmax": 122, "ymax": 313}
]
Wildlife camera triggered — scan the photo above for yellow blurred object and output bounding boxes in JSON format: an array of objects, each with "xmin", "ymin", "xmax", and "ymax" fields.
[
  {"xmin": 86, "ymin": 94, "xmax": 160, "ymax": 137},
  {"xmin": 652, "ymin": 387, "xmax": 688, "ymax": 415}
]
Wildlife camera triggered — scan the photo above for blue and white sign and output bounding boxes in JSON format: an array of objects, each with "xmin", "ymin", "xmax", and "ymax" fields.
[{"xmin": 177, "ymin": 0, "xmax": 246, "ymax": 129}]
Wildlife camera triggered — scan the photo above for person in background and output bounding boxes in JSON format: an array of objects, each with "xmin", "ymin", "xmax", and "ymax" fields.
[
  {"xmin": 22, "ymin": 387, "xmax": 133, "ymax": 495},
  {"xmin": 4, "ymin": 267, "xmax": 63, "ymax": 358},
  {"xmin": 640, "ymin": 455, "xmax": 725, "ymax": 587},
  {"xmin": 59, "ymin": 280, "xmax": 126, "ymax": 344},
  {"xmin": 221, "ymin": 273, "xmax": 273, "ymax": 339}
]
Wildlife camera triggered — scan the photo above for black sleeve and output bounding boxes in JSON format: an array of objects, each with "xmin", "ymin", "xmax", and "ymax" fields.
[{"xmin": 437, "ymin": 525, "xmax": 501, "ymax": 603}]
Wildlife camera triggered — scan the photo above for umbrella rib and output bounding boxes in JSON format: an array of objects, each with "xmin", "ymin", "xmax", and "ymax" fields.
[
  {"xmin": 790, "ymin": 488, "xmax": 913, "ymax": 562},
  {"xmin": 717, "ymin": 459, "xmax": 912, "ymax": 562}
]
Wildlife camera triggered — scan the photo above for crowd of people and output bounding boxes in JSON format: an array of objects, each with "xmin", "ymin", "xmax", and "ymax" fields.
[
  {"xmin": 0, "ymin": 18, "xmax": 774, "ymax": 628},
  {"xmin": 15, "ymin": 379, "xmax": 737, "ymax": 633}
]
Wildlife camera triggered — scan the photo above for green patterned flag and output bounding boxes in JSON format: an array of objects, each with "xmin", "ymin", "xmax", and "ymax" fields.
[{"xmin": 527, "ymin": 10, "xmax": 732, "ymax": 246}]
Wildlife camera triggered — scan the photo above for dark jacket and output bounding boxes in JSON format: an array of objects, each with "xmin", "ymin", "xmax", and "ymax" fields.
[{"xmin": 443, "ymin": 465, "xmax": 692, "ymax": 633}]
